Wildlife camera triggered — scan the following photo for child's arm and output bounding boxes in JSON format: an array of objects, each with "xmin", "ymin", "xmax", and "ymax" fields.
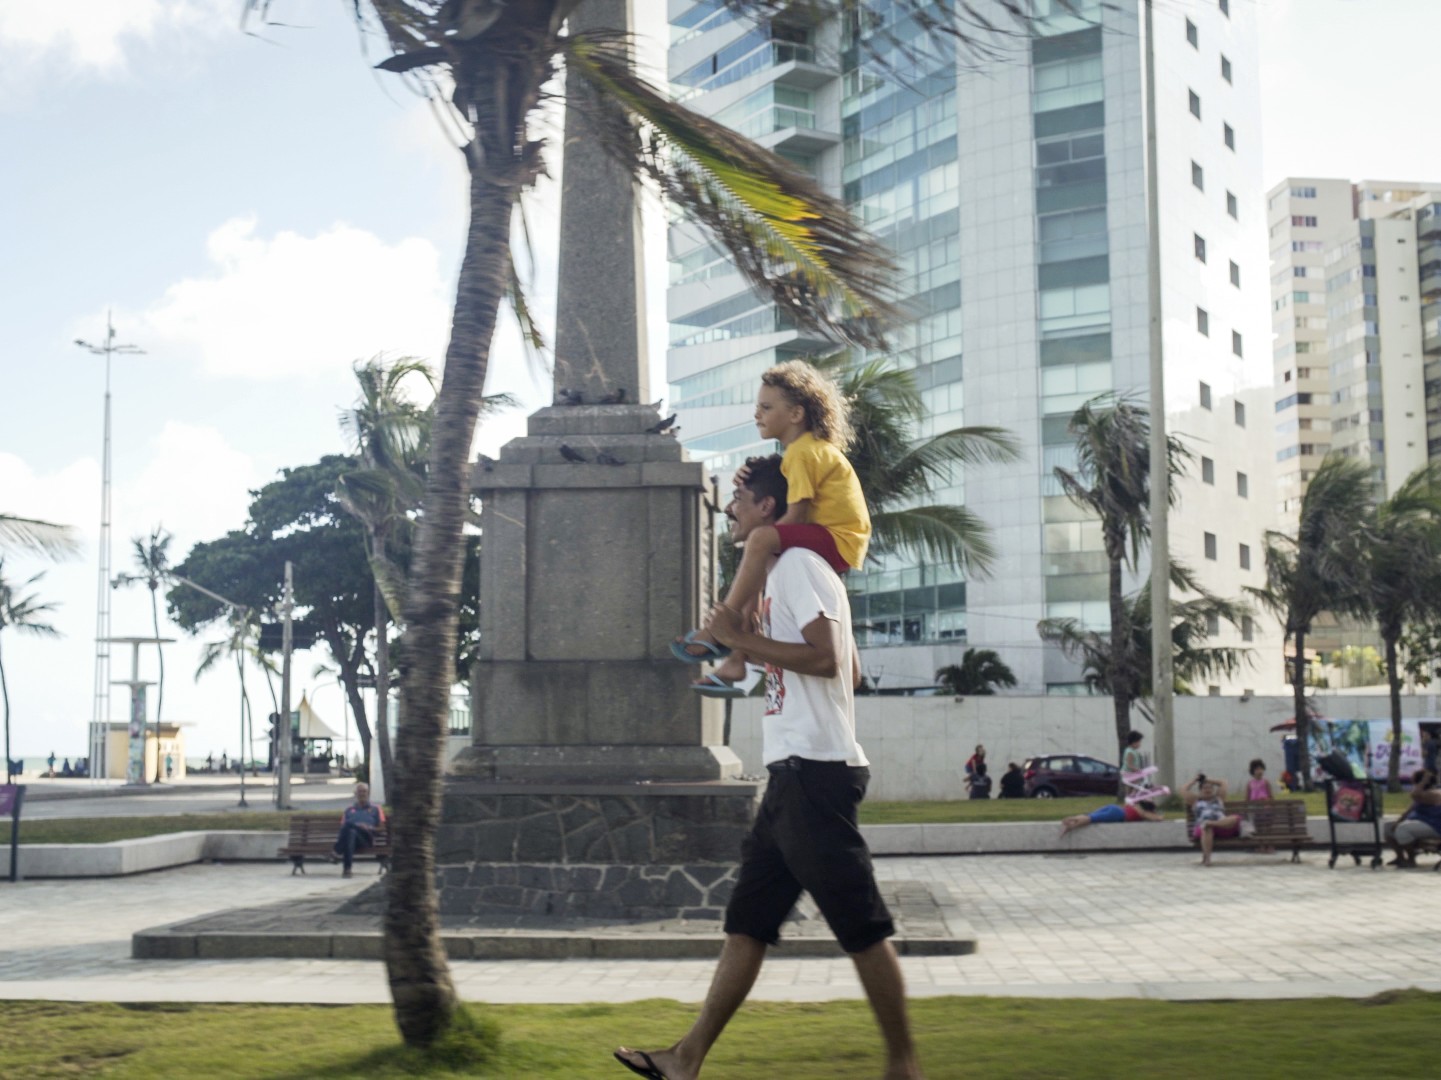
[{"xmin": 777, "ymin": 497, "xmax": 811, "ymax": 525}]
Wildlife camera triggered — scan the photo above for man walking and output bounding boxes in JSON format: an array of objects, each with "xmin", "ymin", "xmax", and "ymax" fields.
[{"xmin": 615, "ymin": 455, "xmax": 923, "ymax": 1080}]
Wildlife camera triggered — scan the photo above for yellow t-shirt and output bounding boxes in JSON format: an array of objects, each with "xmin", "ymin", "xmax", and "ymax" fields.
[{"xmin": 781, "ymin": 432, "xmax": 871, "ymax": 569}]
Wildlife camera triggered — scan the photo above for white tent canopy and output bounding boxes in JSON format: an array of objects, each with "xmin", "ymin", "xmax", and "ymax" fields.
[{"xmin": 295, "ymin": 693, "xmax": 342, "ymax": 742}]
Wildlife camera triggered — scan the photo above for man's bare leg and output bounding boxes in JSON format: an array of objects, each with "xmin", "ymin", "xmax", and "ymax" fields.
[
  {"xmin": 851, "ymin": 939, "xmax": 925, "ymax": 1080},
  {"xmin": 615, "ymin": 933, "xmax": 766, "ymax": 1080}
]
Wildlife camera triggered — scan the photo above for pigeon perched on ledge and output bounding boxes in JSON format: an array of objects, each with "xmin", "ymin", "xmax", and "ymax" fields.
[
  {"xmin": 556, "ymin": 388, "xmax": 584, "ymax": 406},
  {"xmin": 646, "ymin": 413, "xmax": 678, "ymax": 435},
  {"xmin": 599, "ymin": 387, "xmax": 628, "ymax": 404},
  {"xmin": 559, "ymin": 444, "xmax": 588, "ymax": 464}
]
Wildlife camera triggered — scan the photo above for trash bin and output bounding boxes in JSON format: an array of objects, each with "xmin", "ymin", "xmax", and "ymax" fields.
[{"xmin": 1321, "ymin": 777, "xmax": 1384, "ymax": 870}]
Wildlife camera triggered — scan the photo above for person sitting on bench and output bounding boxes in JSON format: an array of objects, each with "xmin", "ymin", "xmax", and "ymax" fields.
[{"xmin": 331, "ymin": 782, "xmax": 384, "ymax": 878}]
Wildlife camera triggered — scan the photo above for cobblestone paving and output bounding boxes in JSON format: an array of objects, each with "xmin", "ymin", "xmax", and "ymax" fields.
[{"xmin": 2, "ymin": 851, "xmax": 1436, "ymax": 1003}]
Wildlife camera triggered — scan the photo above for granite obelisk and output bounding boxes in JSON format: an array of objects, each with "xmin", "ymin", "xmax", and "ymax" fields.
[{"xmin": 437, "ymin": 0, "xmax": 760, "ymax": 920}]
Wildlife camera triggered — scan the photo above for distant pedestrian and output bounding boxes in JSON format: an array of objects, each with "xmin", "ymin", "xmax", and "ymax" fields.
[
  {"xmin": 46, "ymin": 751, "xmax": 56, "ymax": 777},
  {"xmin": 205, "ymin": 752, "xmax": 214, "ymax": 773},
  {"xmin": 220, "ymin": 751, "xmax": 228, "ymax": 772},
  {"xmin": 60, "ymin": 758, "xmax": 73, "ymax": 777},
  {"xmin": 967, "ymin": 761, "xmax": 992, "ymax": 800},
  {"xmin": 999, "ymin": 762, "xmax": 1026, "ymax": 799},
  {"xmin": 1121, "ymin": 730, "xmax": 1145, "ymax": 774},
  {"xmin": 964, "ymin": 744, "xmax": 986, "ymax": 792},
  {"xmin": 330, "ymin": 782, "xmax": 385, "ymax": 878},
  {"xmin": 165, "ymin": 753, "xmax": 174, "ymax": 779}
]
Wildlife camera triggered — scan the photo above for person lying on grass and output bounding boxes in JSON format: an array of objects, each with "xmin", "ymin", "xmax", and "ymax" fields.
[{"xmin": 1058, "ymin": 799, "xmax": 1163, "ymax": 837}]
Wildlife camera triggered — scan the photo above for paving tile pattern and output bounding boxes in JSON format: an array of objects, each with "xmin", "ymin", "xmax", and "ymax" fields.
[{"xmin": 1, "ymin": 851, "xmax": 1437, "ymax": 1005}]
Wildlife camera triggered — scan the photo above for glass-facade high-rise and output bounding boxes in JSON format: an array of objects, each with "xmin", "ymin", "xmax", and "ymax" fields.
[{"xmin": 667, "ymin": 0, "xmax": 1282, "ymax": 694}]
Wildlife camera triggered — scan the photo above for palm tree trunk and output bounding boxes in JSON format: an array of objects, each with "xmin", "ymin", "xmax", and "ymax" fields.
[
  {"xmin": 1384, "ymin": 633, "xmax": 1403, "ymax": 793},
  {"xmin": 1293, "ymin": 628, "xmax": 1313, "ymax": 790},
  {"xmin": 374, "ymin": 582, "xmax": 395, "ymax": 788},
  {"xmin": 151, "ymin": 589, "xmax": 165, "ymax": 782},
  {"xmin": 383, "ymin": 130, "xmax": 522, "ymax": 1047},
  {"xmin": 1108, "ymin": 544, "xmax": 1130, "ymax": 797}
]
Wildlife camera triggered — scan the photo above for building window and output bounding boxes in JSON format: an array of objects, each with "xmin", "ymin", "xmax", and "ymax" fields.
[
  {"xmin": 1192, "ymin": 161, "xmax": 1204, "ymax": 190},
  {"xmin": 1221, "ymin": 55, "xmax": 1232, "ymax": 84},
  {"xmin": 1200, "ymin": 381, "xmax": 1213, "ymax": 410},
  {"xmin": 1201, "ymin": 456, "xmax": 1215, "ymax": 484},
  {"xmin": 1226, "ymin": 191, "xmax": 1238, "ymax": 219},
  {"xmin": 1291, "ymin": 186, "xmax": 1317, "ymax": 198},
  {"xmin": 1186, "ymin": 19, "xmax": 1198, "ymax": 47},
  {"xmin": 1189, "ymin": 89, "xmax": 1202, "ymax": 119},
  {"xmin": 1239, "ymin": 542, "xmax": 1251, "ymax": 570},
  {"xmin": 1194, "ymin": 233, "xmax": 1207, "ymax": 262},
  {"xmin": 1242, "ymin": 615, "xmax": 1254, "ymax": 642},
  {"xmin": 1224, "ymin": 122, "xmax": 1235, "ymax": 150},
  {"xmin": 1292, "ymin": 215, "xmax": 1318, "ymax": 227},
  {"xmin": 1232, "ymin": 330, "xmax": 1243, "ymax": 357},
  {"xmin": 1234, "ymin": 400, "xmax": 1246, "ymax": 427},
  {"xmin": 1237, "ymin": 471, "xmax": 1249, "ymax": 498},
  {"xmin": 1230, "ymin": 260, "xmax": 1241, "ymax": 288},
  {"xmin": 1204, "ymin": 532, "xmax": 1218, "ymax": 560},
  {"xmin": 1196, "ymin": 307, "xmax": 1210, "ymax": 336},
  {"xmin": 1206, "ymin": 613, "xmax": 1220, "ymax": 635}
]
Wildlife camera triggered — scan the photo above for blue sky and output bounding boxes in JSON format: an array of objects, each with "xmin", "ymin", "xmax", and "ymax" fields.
[{"xmin": 0, "ymin": 0, "xmax": 1436, "ymax": 763}]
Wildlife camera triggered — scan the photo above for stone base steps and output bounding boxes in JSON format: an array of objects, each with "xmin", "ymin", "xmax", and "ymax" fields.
[
  {"xmin": 17, "ymin": 831, "xmax": 289, "ymax": 878},
  {"xmin": 132, "ymin": 928, "xmax": 973, "ymax": 961}
]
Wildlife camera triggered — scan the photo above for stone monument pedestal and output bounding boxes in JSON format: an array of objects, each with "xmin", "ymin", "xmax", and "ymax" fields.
[
  {"xmin": 438, "ymin": 404, "xmax": 758, "ymax": 919},
  {"xmin": 436, "ymin": 779, "xmax": 761, "ymax": 919}
]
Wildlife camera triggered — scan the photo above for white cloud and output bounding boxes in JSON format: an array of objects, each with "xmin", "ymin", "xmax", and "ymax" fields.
[
  {"xmin": 132, "ymin": 216, "xmax": 452, "ymax": 381},
  {"xmin": 0, "ymin": 0, "xmax": 226, "ymax": 73},
  {"xmin": 120, "ymin": 422, "xmax": 259, "ymax": 547}
]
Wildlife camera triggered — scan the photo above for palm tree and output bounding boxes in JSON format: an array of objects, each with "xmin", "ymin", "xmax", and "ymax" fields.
[
  {"xmin": 0, "ymin": 559, "xmax": 61, "ymax": 782},
  {"xmin": 811, "ymin": 354, "xmax": 1020, "ymax": 574},
  {"xmin": 1247, "ymin": 454, "xmax": 1373, "ymax": 789},
  {"xmin": 936, "ymin": 648, "xmax": 1016, "ymax": 698},
  {"xmin": 0, "ymin": 514, "xmax": 80, "ymax": 560},
  {"xmin": 1040, "ymin": 562, "xmax": 1254, "ymax": 709},
  {"xmin": 1359, "ymin": 462, "xmax": 1441, "ymax": 791},
  {"xmin": 1051, "ymin": 394, "xmax": 1188, "ymax": 759},
  {"xmin": 337, "ymin": 357, "xmax": 435, "ymax": 789},
  {"xmin": 196, "ymin": 609, "xmax": 277, "ymax": 799},
  {"xmin": 117, "ymin": 527, "xmax": 173, "ymax": 782},
  {"xmin": 241, "ymin": 0, "xmax": 1078, "ymax": 1046}
]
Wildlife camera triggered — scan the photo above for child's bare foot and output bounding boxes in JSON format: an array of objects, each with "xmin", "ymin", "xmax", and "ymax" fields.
[{"xmin": 711, "ymin": 653, "xmax": 747, "ymax": 683}]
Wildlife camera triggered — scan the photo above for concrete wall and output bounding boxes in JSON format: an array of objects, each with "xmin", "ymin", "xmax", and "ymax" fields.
[{"xmin": 727, "ymin": 693, "xmax": 1441, "ymax": 801}]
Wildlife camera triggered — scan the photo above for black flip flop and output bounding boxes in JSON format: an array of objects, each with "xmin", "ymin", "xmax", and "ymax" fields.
[{"xmin": 613, "ymin": 1048, "xmax": 667, "ymax": 1079}]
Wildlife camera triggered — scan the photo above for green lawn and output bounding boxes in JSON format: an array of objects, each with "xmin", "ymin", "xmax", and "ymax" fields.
[
  {"xmin": 858, "ymin": 790, "xmax": 1414, "ymax": 825},
  {"xmin": 15, "ymin": 813, "xmax": 299, "ymax": 846},
  {"xmin": 2, "ymin": 993, "xmax": 1437, "ymax": 1078}
]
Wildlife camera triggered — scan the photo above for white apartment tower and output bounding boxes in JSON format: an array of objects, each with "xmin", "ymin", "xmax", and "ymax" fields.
[
  {"xmin": 1267, "ymin": 178, "xmax": 1441, "ymax": 521},
  {"xmin": 667, "ymin": 0, "xmax": 1282, "ymax": 694}
]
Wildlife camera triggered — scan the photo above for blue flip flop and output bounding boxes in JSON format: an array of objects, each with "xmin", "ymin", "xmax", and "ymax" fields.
[
  {"xmin": 691, "ymin": 673, "xmax": 745, "ymax": 698},
  {"xmin": 669, "ymin": 629, "xmax": 731, "ymax": 664}
]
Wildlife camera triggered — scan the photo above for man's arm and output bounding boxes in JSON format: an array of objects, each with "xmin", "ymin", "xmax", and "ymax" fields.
[{"xmin": 706, "ymin": 603, "xmax": 841, "ymax": 678}]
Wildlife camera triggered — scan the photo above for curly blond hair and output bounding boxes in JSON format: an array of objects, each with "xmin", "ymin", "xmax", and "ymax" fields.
[{"xmin": 761, "ymin": 360, "xmax": 854, "ymax": 448}]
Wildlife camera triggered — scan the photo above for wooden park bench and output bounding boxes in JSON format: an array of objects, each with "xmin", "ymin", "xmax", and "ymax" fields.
[
  {"xmin": 1410, "ymin": 831, "xmax": 1441, "ymax": 870},
  {"xmin": 1185, "ymin": 798, "xmax": 1310, "ymax": 863},
  {"xmin": 277, "ymin": 813, "xmax": 393, "ymax": 876}
]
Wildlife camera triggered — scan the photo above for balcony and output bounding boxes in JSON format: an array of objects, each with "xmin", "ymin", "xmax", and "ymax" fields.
[
  {"xmin": 754, "ymin": 108, "xmax": 841, "ymax": 154},
  {"xmin": 770, "ymin": 42, "xmax": 839, "ymax": 89}
]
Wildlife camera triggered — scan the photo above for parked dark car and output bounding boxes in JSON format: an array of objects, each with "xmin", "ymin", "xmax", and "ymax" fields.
[{"xmin": 1022, "ymin": 754, "xmax": 1120, "ymax": 798}]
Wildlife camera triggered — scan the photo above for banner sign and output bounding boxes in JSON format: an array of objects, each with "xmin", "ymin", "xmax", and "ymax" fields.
[
  {"xmin": 127, "ymin": 685, "xmax": 147, "ymax": 785},
  {"xmin": 1307, "ymin": 719, "xmax": 1428, "ymax": 782}
]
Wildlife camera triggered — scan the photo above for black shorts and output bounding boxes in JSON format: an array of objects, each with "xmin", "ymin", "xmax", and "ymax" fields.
[{"xmin": 724, "ymin": 757, "xmax": 894, "ymax": 954}]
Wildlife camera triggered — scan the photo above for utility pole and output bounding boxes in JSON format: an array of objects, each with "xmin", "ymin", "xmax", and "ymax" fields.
[
  {"xmin": 276, "ymin": 561, "xmax": 294, "ymax": 810},
  {"xmin": 76, "ymin": 314, "xmax": 144, "ymax": 781},
  {"xmin": 1144, "ymin": 0, "xmax": 1175, "ymax": 794}
]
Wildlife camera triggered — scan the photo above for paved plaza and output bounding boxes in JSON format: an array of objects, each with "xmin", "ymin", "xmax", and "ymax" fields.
[{"xmin": 2, "ymin": 851, "xmax": 1436, "ymax": 1005}]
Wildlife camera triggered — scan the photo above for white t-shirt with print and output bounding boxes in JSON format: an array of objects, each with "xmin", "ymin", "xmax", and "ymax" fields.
[{"xmin": 759, "ymin": 548, "xmax": 868, "ymax": 767}]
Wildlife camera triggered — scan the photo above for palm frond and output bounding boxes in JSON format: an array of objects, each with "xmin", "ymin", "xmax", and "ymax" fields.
[
  {"xmin": 870, "ymin": 504, "xmax": 998, "ymax": 575},
  {"xmin": 0, "ymin": 514, "xmax": 80, "ymax": 560},
  {"xmin": 563, "ymin": 32, "xmax": 900, "ymax": 350}
]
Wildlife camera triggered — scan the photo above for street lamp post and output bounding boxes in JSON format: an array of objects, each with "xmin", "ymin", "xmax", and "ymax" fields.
[{"xmin": 76, "ymin": 315, "xmax": 144, "ymax": 782}]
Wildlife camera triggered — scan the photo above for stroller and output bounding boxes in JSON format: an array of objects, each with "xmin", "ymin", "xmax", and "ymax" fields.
[{"xmin": 1121, "ymin": 765, "xmax": 1170, "ymax": 805}]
